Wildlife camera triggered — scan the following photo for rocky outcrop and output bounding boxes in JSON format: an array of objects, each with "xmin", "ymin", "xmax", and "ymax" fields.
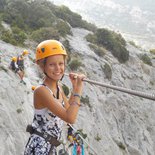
[{"xmin": 0, "ymin": 27, "xmax": 155, "ymax": 155}]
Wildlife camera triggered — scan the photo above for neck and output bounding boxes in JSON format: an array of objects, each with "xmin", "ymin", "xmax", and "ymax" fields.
[
  {"xmin": 43, "ymin": 77, "xmax": 58, "ymax": 89},
  {"xmin": 43, "ymin": 77, "xmax": 60, "ymax": 99}
]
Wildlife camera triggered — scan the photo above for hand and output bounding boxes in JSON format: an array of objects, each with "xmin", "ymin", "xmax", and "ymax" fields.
[
  {"xmin": 69, "ymin": 72, "xmax": 86, "ymax": 94},
  {"xmin": 69, "ymin": 72, "xmax": 86, "ymax": 82}
]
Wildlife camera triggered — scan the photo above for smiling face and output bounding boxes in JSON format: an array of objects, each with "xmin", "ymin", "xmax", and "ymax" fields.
[{"xmin": 44, "ymin": 55, "xmax": 65, "ymax": 81}]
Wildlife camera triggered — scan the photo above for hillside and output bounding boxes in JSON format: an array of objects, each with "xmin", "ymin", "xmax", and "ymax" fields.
[{"xmin": 1, "ymin": 27, "xmax": 155, "ymax": 154}]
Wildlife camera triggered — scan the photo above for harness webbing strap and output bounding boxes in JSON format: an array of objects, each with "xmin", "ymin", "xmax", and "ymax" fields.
[
  {"xmin": 72, "ymin": 143, "xmax": 77, "ymax": 155},
  {"xmin": 68, "ymin": 124, "xmax": 97, "ymax": 155},
  {"xmin": 42, "ymin": 83, "xmax": 59, "ymax": 99},
  {"xmin": 82, "ymin": 144, "xmax": 84, "ymax": 155}
]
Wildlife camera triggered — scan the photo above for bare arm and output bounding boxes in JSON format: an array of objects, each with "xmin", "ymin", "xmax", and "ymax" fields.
[{"xmin": 34, "ymin": 73, "xmax": 85, "ymax": 124}]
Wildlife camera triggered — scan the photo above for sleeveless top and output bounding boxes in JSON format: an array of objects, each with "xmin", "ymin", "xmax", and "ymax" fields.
[
  {"xmin": 17, "ymin": 55, "xmax": 24, "ymax": 69},
  {"xmin": 10, "ymin": 61, "xmax": 16, "ymax": 70},
  {"xmin": 32, "ymin": 84, "xmax": 64, "ymax": 140}
]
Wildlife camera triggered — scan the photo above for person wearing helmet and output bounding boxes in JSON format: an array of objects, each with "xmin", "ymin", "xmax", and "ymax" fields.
[
  {"xmin": 15, "ymin": 49, "xmax": 29, "ymax": 83},
  {"xmin": 24, "ymin": 40, "xmax": 86, "ymax": 155},
  {"xmin": 17, "ymin": 50, "xmax": 29, "ymax": 72},
  {"xmin": 9, "ymin": 57, "xmax": 17, "ymax": 71},
  {"xmin": 9, "ymin": 56, "xmax": 25, "ymax": 84},
  {"xmin": 22, "ymin": 50, "xmax": 29, "ymax": 56}
]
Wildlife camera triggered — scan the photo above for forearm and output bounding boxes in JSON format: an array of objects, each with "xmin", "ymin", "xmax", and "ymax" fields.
[{"xmin": 65, "ymin": 72, "xmax": 85, "ymax": 123}]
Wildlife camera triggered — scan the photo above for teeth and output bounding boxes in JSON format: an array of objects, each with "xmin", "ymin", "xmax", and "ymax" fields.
[{"xmin": 55, "ymin": 73, "xmax": 60, "ymax": 75}]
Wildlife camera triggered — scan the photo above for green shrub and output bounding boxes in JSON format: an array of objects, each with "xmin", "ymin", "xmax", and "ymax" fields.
[
  {"xmin": 150, "ymin": 81, "xmax": 154, "ymax": 85},
  {"xmin": 89, "ymin": 44, "xmax": 106, "ymax": 57},
  {"xmin": 95, "ymin": 133, "xmax": 101, "ymax": 141},
  {"xmin": 54, "ymin": 5, "xmax": 83, "ymax": 28},
  {"xmin": 129, "ymin": 41, "xmax": 139, "ymax": 48},
  {"xmin": 62, "ymin": 84, "xmax": 70, "ymax": 96},
  {"xmin": 140, "ymin": 54, "xmax": 152, "ymax": 66},
  {"xmin": 150, "ymin": 49, "xmax": 155, "ymax": 55},
  {"xmin": 102, "ymin": 63, "xmax": 112, "ymax": 80},
  {"xmin": 68, "ymin": 58, "xmax": 82, "ymax": 71},
  {"xmin": 81, "ymin": 95, "xmax": 92, "ymax": 110},
  {"xmin": 2, "ymin": 0, "xmax": 56, "ymax": 31},
  {"xmin": 86, "ymin": 28, "xmax": 129, "ymax": 63},
  {"xmin": 1, "ymin": 29, "xmax": 17, "ymax": 45},
  {"xmin": 81, "ymin": 95, "xmax": 89, "ymax": 104},
  {"xmin": 0, "ymin": 0, "xmax": 97, "ymax": 44},
  {"xmin": 80, "ymin": 20, "xmax": 97, "ymax": 32},
  {"xmin": 31, "ymin": 27, "xmax": 60, "ymax": 43},
  {"xmin": 0, "ymin": 0, "xmax": 7, "ymax": 13},
  {"xmin": 77, "ymin": 129, "xmax": 87, "ymax": 139},
  {"xmin": 55, "ymin": 19, "xmax": 72, "ymax": 37},
  {"xmin": 96, "ymin": 29, "xmax": 129, "ymax": 63},
  {"xmin": 12, "ymin": 26, "xmax": 27, "ymax": 45},
  {"xmin": 117, "ymin": 142, "xmax": 126, "ymax": 150},
  {"xmin": 1, "ymin": 26, "xmax": 27, "ymax": 45},
  {"xmin": 85, "ymin": 33, "xmax": 97, "ymax": 44},
  {"xmin": 111, "ymin": 43, "xmax": 129, "ymax": 63},
  {"xmin": 17, "ymin": 108, "xmax": 22, "ymax": 113},
  {"xmin": 0, "ymin": 65, "xmax": 8, "ymax": 72},
  {"xmin": 62, "ymin": 39, "xmax": 72, "ymax": 63}
]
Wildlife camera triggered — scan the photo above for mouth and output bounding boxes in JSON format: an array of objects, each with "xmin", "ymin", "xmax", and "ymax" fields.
[{"xmin": 53, "ymin": 72, "xmax": 63, "ymax": 77}]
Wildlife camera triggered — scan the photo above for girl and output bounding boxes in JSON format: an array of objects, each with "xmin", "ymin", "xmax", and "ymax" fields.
[{"xmin": 24, "ymin": 40, "xmax": 85, "ymax": 155}]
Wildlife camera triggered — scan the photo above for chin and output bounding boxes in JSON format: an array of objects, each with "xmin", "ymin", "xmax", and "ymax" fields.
[{"xmin": 53, "ymin": 74, "xmax": 63, "ymax": 81}]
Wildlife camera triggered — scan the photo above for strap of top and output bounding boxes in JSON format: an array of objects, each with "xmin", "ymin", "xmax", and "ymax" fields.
[
  {"xmin": 41, "ymin": 83, "xmax": 59, "ymax": 99},
  {"xmin": 39, "ymin": 83, "xmax": 65, "ymax": 107}
]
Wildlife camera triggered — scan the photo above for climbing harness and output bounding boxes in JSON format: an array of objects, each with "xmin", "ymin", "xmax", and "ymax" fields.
[
  {"xmin": 58, "ymin": 144, "xmax": 69, "ymax": 155},
  {"xmin": 64, "ymin": 73, "xmax": 155, "ymax": 101},
  {"xmin": 72, "ymin": 143, "xmax": 77, "ymax": 155},
  {"xmin": 81, "ymin": 144, "xmax": 84, "ymax": 155},
  {"xmin": 68, "ymin": 124, "xmax": 97, "ymax": 155},
  {"xmin": 26, "ymin": 124, "xmax": 61, "ymax": 147}
]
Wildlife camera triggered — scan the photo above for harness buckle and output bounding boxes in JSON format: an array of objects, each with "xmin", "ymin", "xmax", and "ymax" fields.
[{"xmin": 43, "ymin": 132, "xmax": 48, "ymax": 139}]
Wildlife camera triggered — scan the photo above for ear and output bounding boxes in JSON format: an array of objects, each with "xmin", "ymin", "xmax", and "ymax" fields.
[{"xmin": 36, "ymin": 59, "xmax": 45, "ymax": 70}]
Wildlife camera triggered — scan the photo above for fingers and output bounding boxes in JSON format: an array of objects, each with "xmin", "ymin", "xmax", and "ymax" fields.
[
  {"xmin": 73, "ymin": 75, "xmax": 78, "ymax": 79},
  {"xmin": 69, "ymin": 72, "xmax": 86, "ymax": 81},
  {"xmin": 69, "ymin": 73, "xmax": 77, "ymax": 80}
]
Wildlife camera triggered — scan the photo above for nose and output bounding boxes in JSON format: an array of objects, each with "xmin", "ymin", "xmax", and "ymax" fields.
[{"xmin": 55, "ymin": 64, "xmax": 60, "ymax": 70}]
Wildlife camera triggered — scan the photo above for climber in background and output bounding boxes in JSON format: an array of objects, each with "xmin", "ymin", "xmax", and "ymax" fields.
[
  {"xmin": 16, "ymin": 50, "xmax": 29, "ymax": 82},
  {"xmin": 9, "ymin": 50, "xmax": 29, "ymax": 84},
  {"xmin": 9, "ymin": 56, "xmax": 24, "ymax": 82},
  {"xmin": 9, "ymin": 57, "xmax": 18, "ymax": 71}
]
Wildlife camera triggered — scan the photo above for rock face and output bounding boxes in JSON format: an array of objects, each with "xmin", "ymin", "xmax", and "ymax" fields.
[{"xmin": 0, "ymin": 28, "xmax": 155, "ymax": 155}]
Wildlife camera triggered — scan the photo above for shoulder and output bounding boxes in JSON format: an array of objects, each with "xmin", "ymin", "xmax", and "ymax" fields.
[
  {"xmin": 34, "ymin": 85, "xmax": 54, "ymax": 102},
  {"xmin": 34, "ymin": 85, "xmax": 49, "ymax": 94}
]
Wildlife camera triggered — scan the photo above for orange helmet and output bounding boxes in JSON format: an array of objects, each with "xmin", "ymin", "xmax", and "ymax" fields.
[
  {"xmin": 31, "ymin": 86, "xmax": 36, "ymax": 90},
  {"xmin": 11, "ymin": 57, "xmax": 17, "ymax": 62},
  {"xmin": 31, "ymin": 86, "xmax": 36, "ymax": 91},
  {"xmin": 22, "ymin": 50, "xmax": 29, "ymax": 56},
  {"xmin": 36, "ymin": 40, "xmax": 67, "ymax": 61}
]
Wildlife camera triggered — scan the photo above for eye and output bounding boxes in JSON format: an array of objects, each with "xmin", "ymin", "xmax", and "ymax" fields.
[
  {"xmin": 49, "ymin": 63, "xmax": 54, "ymax": 66},
  {"xmin": 60, "ymin": 62, "xmax": 64, "ymax": 65},
  {"xmin": 59, "ymin": 62, "xmax": 64, "ymax": 66}
]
